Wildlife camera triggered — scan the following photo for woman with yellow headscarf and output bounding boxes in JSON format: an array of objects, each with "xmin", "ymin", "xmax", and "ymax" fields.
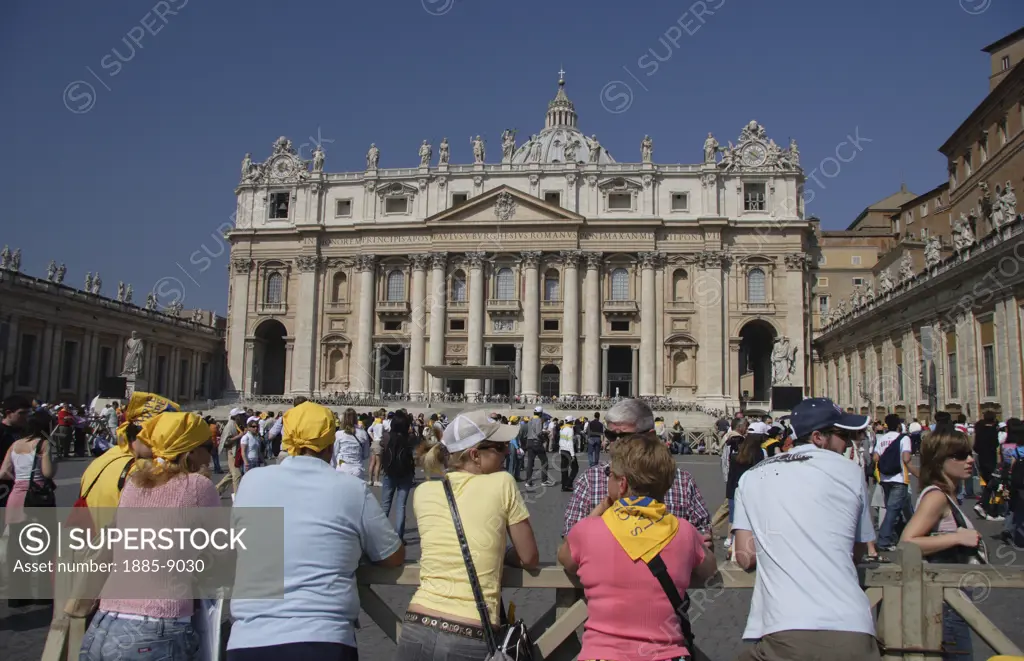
[
  {"xmin": 79, "ymin": 411, "xmax": 220, "ymax": 661},
  {"xmin": 228, "ymin": 401, "xmax": 405, "ymax": 660}
]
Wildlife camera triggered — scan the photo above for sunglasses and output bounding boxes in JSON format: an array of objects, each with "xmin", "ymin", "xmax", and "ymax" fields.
[
  {"xmin": 949, "ymin": 449, "xmax": 972, "ymax": 461},
  {"xmin": 604, "ymin": 428, "xmax": 654, "ymax": 443},
  {"xmin": 476, "ymin": 442, "xmax": 509, "ymax": 454}
]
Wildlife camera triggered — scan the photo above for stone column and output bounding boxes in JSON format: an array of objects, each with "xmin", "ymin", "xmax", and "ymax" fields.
[
  {"xmin": 1, "ymin": 316, "xmax": 18, "ymax": 396},
  {"xmin": 39, "ymin": 324, "xmax": 53, "ymax": 399},
  {"xmin": 284, "ymin": 338, "xmax": 295, "ymax": 394},
  {"xmin": 601, "ymin": 344, "xmax": 609, "ymax": 397},
  {"xmin": 372, "ymin": 344, "xmax": 382, "ymax": 397},
  {"xmin": 729, "ymin": 340, "xmax": 741, "ymax": 402},
  {"xmin": 351, "ymin": 254, "xmax": 377, "ymax": 396},
  {"xmin": 639, "ymin": 252, "xmax": 657, "ymax": 396},
  {"xmin": 427, "ymin": 253, "xmax": 448, "ymax": 396},
  {"xmin": 485, "ymin": 343, "xmax": 494, "ymax": 395},
  {"xmin": 1002, "ymin": 298, "xmax": 1023, "ymax": 417},
  {"xmin": 784, "ymin": 254, "xmax": 809, "ymax": 390},
  {"xmin": 582, "ymin": 253, "xmax": 602, "ymax": 396},
  {"xmin": 520, "ymin": 251, "xmax": 542, "ymax": 399},
  {"xmin": 243, "ymin": 340, "xmax": 254, "ymax": 396},
  {"xmin": 631, "ymin": 345, "xmax": 639, "ymax": 398},
  {"xmin": 698, "ymin": 252, "xmax": 726, "ymax": 402},
  {"xmin": 403, "ymin": 345, "xmax": 411, "ymax": 395},
  {"xmin": 409, "ymin": 254, "xmax": 430, "ymax": 400},
  {"xmin": 291, "ymin": 255, "xmax": 322, "ymax": 396},
  {"xmin": 514, "ymin": 343, "xmax": 523, "ymax": 396},
  {"xmin": 228, "ymin": 258, "xmax": 253, "ymax": 394},
  {"xmin": 560, "ymin": 250, "xmax": 581, "ymax": 396},
  {"xmin": 78, "ymin": 331, "xmax": 93, "ymax": 400},
  {"xmin": 49, "ymin": 326, "xmax": 64, "ymax": 398},
  {"xmin": 466, "ymin": 252, "xmax": 487, "ymax": 400},
  {"xmin": 655, "ymin": 257, "xmax": 666, "ymax": 395}
]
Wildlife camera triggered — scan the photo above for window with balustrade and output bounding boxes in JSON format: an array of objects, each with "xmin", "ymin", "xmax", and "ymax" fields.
[
  {"xmin": 495, "ymin": 268, "xmax": 514, "ymax": 300},
  {"xmin": 544, "ymin": 269, "xmax": 559, "ymax": 301},
  {"xmin": 610, "ymin": 268, "xmax": 629, "ymax": 300},
  {"xmin": 386, "ymin": 270, "xmax": 405, "ymax": 301},
  {"xmin": 746, "ymin": 268, "xmax": 766, "ymax": 304},
  {"xmin": 672, "ymin": 269, "xmax": 688, "ymax": 301},
  {"xmin": 265, "ymin": 272, "xmax": 284, "ymax": 305},
  {"xmin": 451, "ymin": 271, "xmax": 467, "ymax": 302}
]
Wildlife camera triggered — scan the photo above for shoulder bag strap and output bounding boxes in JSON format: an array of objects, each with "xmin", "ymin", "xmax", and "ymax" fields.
[
  {"xmin": 441, "ymin": 475, "xmax": 501, "ymax": 654},
  {"xmin": 646, "ymin": 554, "xmax": 695, "ymax": 649},
  {"xmin": 30, "ymin": 437, "xmax": 44, "ymax": 481},
  {"xmin": 940, "ymin": 491, "xmax": 989, "ymax": 565}
]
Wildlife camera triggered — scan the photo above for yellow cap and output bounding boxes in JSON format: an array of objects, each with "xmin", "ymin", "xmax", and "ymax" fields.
[
  {"xmin": 283, "ymin": 402, "xmax": 337, "ymax": 456},
  {"xmin": 137, "ymin": 412, "xmax": 211, "ymax": 460}
]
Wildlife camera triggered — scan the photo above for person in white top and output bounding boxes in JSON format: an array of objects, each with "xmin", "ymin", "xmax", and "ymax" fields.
[
  {"xmin": 240, "ymin": 416, "xmax": 262, "ymax": 473},
  {"xmin": 332, "ymin": 408, "xmax": 368, "ymax": 480},
  {"xmin": 558, "ymin": 416, "xmax": 578, "ymax": 492},
  {"xmin": 872, "ymin": 413, "xmax": 918, "ymax": 550},
  {"xmin": 732, "ymin": 397, "xmax": 880, "ymax": 661},
  {"xmin": 367, "ymin": 412, "xmax": 386, "ymax": 487}
]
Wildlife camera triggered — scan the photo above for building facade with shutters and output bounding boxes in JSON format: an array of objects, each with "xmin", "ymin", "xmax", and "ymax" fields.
[{"xmin": 226, "ymin": 76, "xmax": 815, "ymax": 409}]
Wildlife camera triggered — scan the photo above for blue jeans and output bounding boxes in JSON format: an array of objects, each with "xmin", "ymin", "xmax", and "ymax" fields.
[
  {"xmin": 211, "ymin": 447, "xmax": 222, "ymax": 473},
  {"xmin": 381, "ymin": 474, "xmax": 414, "ymax": 541},
  {"xmin": 395, "ymin": 621, "xmax": 491, "ymax": 661},
  {"xmin": 587, "ymin": 438, "xmax": 601, "ymax": 466},
  {"xmin": 505, "ymin": 450, "xmax": 521, "ymax": 480},
  {"xmin": 80, "ymin": 611, "xmax": 200, "ymax": 661},
  {"xmin": 878, "ymin": 482, "xmax": 914, "ymax": 547},
  {"xmin": 942, "ymin": 599, "xmax": 972, "ymax": 660}
]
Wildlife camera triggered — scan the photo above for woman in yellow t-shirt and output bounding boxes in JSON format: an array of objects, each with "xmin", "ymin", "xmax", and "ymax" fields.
[{"xmin": 396, "ymin": 410, "xmax": 539, "ymax": 661}]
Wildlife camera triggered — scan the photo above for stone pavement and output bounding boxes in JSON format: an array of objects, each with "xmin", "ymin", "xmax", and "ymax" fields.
[{"xmin": 3, "ymin": 455, "xmax": 1023, "ymax": 660}]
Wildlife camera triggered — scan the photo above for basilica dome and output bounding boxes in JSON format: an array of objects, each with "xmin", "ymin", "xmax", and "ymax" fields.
[{"xmin": 509, "ymin": 77, "xmax": 616, "ymax": 165}]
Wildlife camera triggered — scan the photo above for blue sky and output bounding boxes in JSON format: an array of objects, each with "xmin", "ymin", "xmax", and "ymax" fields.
[{"xmin": 1, "ymin": 0, "xmax": 1021, "ymax": 314}]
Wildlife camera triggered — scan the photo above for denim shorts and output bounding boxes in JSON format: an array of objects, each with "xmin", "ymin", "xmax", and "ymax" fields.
[{"xmin": 80, "ymin": 610, "xmax": 200, "ymax": 661}]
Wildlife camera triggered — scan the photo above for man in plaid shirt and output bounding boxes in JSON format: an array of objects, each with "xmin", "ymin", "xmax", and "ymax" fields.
[{"xmin": 562, "ymin": 399, "xmax": 712, "ymax": 539}]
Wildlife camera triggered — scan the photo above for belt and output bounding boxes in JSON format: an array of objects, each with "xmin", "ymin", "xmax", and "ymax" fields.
[
  {"xmin": 101, "ymin": 611, "xmax": 193, "ymax": 624},
  {"xmin": 403, "ymin": 612, "xmax": 492, "ymax": 641}
]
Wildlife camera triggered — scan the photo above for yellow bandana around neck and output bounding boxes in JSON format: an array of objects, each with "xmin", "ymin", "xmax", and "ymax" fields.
[{"xmin": 601, "ymin": 496, "xmax": 679, "ymax": 563}]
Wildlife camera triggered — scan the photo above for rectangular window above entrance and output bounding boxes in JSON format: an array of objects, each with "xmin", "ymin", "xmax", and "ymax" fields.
[
  {"xmin": 335, "ymin": 199, "xmax": 352, "ymax": 217},
  {"xmin": 452, "ymin": 193, "xmax": 468, "ymax": 207},
  {"xmin": 269, "ymin": 192, "xmax": 290, "ymax": 219},
  {"xmin": 544, "ymin": 191, "xmax": 561, "ymax": 206},
  {"xmin": 610, "ymin": 321, "xmax": 630, "ymax": 332},
  {"xmin": 608, "ymin": 193, "xmax": 632, "ymax": 210},
  {"xmin": 449, "ymin": 319, "xmax": 465, "ymax": 331},
  {"xmin": 743, "ymin": 183, "xmax": 766, "ymax": 211},
  {"xmin": 383, "ymin": 321, "xmax": 402, "ymax": 332},
  {"xmin": 385, "ymin": 197, "xmax": 409, "ymax": 214},
  {"xmin": 543, "ymin": 319, "xmax": 559, "ymax": 331},
  {"xmin": 670, "ymin": 193, "xmax": 688, "ymax": 211}
]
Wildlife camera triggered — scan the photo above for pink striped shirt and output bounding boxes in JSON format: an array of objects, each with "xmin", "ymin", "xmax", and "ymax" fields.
[{"xmin": 100, "ymin": 472, "xmax": 221, "ymax": 618}]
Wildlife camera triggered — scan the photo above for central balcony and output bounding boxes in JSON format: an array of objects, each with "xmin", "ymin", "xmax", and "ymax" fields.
[
  {"xmin": 541, "ymin": 299, "xmax": 563, "ymax": 312},
  {"xmin": 602, "ymin": 299, "xmax": 639, "ymax": 316},
  {"xmin": 257, "ymin": 302, "xmax": 287, "ymax": 315},
  {"xmin": 376, "ymin": 300, "xmax": 410, "ymax": 317},
  {"xmin": 487, "ymin": 298, "xmax": 521, "ymax": 315},
  {"xmin": 732, "ymin": 301, "xmax": 777, "ymax": 315}
]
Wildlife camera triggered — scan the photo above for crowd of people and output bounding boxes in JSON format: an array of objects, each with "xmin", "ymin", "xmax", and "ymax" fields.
[{"xmin": 1, "ymin": 389, "xmax": 1021, "ymax": 661}]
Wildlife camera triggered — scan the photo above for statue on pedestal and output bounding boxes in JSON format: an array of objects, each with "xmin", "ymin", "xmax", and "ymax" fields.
[
  {"xmin": 55, "ymin": 263, "xmax": 66, "ymax": 284},
  {"xmin": 117, "ymin": 281, "xmax": 126, "ymax": 302},
  {"xmin": 640, "ymin": 135, "xmax": 654, "ymax": 163},
  {"xmin": 92, "ymin": 272, "xmax": 103, "ymax": 295},
  {"xmin": 528, "ymin": 135, "xmax": 542, "ymax": 163},
  {"xmin": 438, "ymin": 138, "xmax": 450, "ymax": 165},
  {"xmin": 84, "ymin": 272, "xmax": 93, "ymax": 292},
  {"xmin": 703, "ymin": 133, "xmax": 719, "ymax": 164},
  {"xmin": 899, "ymin": 253, "xmax": 915, "ymax": 282},
  {"xmin": 994, "ymin": 181, "xmax": 1018, "ymax": 229},
  {"xmin": 952, "ymin": 213, "xmax": 976, "ymax": 251},
  {"xmin": 924, "ymin": 236, "xmax": 941, "ymax": 268},
  {"xmin": 46, "ymin": 260, "xmax": 57, "ymax": 281},
  {"xmin": 878, "ymin": 268, "xmax": 894, "ymax": 294},
  {"xmin": 0, "ymin": 245, "xmax": 9, "ymax": 270},
  {"xmin": 418, "ymin": 140, "xmax": 432, "ymax": 167},
  {"xmin": 470, "ymin": 135, "xmax": 486, "ymax": 164},
  {"xmin": 563, "ymin": 138, "xmax": 579, "ymax": 162},
  {"xmin": 10, "ymin": 249, "xmax": 20, "ymax": 272},
  {"xmin": 500, "ymin": 129, "xmax": 517, "ymax": 163},
  {"xmin": 366, "ymin": 143, "xmax": 380, "ymax": 170},
  {"xmin": 145, "ymin": 292, "xmax": 157, "ymax": 310},
  {"xmin": 312, "ymin": 145, "xmax": 325, "ymax": 173},
  {"xmin": 122, "ymin": 331, "xmax": 144, "ymax": 377},
  {"xmin": 770, "ymin": 336, "xmax": 797, "ymax": 386},
  {"xmin": 125, "ymin": 284, "xmax": 133, "ymax": 304},
  {"xmin": 586, "ymin": 135, "xmax": 602, "ymax": 163}
]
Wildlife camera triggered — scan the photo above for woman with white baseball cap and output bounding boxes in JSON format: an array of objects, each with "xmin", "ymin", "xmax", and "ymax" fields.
[{"xmin": 396, "ymin": 410, "xmax": 539, "ymax": 661}]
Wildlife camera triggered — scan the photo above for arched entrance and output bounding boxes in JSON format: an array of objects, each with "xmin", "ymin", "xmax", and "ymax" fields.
[
  {"xmin": 738, "ymin": 320, "xmax": 776, "ymax": 405},
  {"xmin": 253, "ymin": 319, "xmax": 286, "ymax": 395},
  {"xmin": 541, "ymin": 364, "xmax": 560, "ymax": 398}
]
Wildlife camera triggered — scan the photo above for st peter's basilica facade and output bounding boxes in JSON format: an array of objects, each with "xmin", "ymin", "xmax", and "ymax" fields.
[{"xmin": 226, "ymin": 77, "xmax": 814, "ymax": 410}]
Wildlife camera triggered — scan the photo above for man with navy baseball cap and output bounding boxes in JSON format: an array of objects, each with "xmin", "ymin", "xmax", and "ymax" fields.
[{"xmin": 732, "ymin": 397, "xmax": 879, "ymax": 661}]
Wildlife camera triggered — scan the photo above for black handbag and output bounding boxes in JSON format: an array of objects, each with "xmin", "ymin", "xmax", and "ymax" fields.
[
  {"xmin": 24, "ymin": 438, "xmax": 57, "ymax": 508},
  {"xmin": 441, "ymin": 476, "xmax": 535, "ymax": 661}
]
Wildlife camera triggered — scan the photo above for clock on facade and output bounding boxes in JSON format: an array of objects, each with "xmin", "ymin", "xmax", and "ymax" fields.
[{"xmin": 741, "ymin": 143, "xmax": 768, "ymax": 167}]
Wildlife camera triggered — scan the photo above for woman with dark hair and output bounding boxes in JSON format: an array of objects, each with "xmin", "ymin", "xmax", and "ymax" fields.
[
  {"xmin": 381, "ymin": 409, "xmax": 416, "ymax": 541},
  {"xmin": 726, "ymin": 427, "xmax": 766, "ymax": 556},
  {"xmin": 901, "ymin": 429, "xmax": 982, "ymax": 660},
  {"xmin": 1, "ymin": 409, "xmax": 57, "ymax": 606},
  {"xmin": 333, "ymin": 408, "xmax": 369, "ymax": 480}
]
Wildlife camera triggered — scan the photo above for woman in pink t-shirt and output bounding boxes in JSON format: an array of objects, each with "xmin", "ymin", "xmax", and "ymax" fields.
[{"xmin": 558, "ymin": 434, "xmax": 717, "ymax": 661}]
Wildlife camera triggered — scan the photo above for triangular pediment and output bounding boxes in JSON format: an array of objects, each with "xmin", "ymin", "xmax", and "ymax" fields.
[{"xmin": 425, "ymin": 185, "xmax": 585, "ymax": 226}]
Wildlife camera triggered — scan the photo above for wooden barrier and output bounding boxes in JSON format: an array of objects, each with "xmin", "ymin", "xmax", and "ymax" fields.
[
  {"xmin": 355, "ymin": 543, "xmax": 1024, "ymax": 660},
  {"xmin": 39, "ymin": 543, "xmax": 1024, "ymax": 660}
]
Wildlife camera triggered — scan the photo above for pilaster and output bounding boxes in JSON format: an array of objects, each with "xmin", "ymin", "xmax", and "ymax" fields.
[{"xmin": 290, "ymin": 254, "xmax": 322, "ymax": 395}]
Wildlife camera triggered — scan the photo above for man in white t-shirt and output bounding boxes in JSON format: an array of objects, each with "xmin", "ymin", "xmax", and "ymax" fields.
[
  {"xmin": 872, "ymin": 413, "xmax": 917, "ymax": 550},
  {"xmin": 732, "ymin": 397, "xmax": 880, "ymax": 661}
]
